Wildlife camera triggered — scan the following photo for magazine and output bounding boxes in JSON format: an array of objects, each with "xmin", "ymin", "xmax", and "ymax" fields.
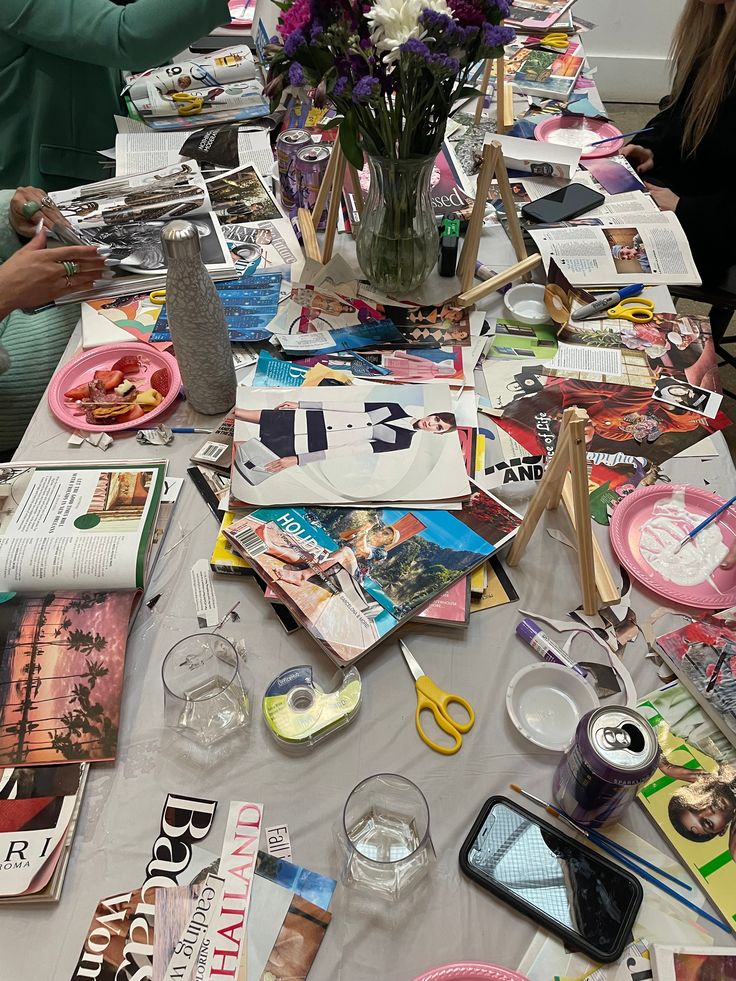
[
  {"xmin": 0, "ymin": 462, "xmax": 166, "ymax": 592},
  {"xmin": 112, "ymin": 128, "xmax": 273, "ymax": 178},
  {"xmin": 230, "ymin": 384, "xmax": 472, "ymax": 507},
  {"xmin": 656, "ymin": 610, "xmax": 736, "ymax": 748},
  {"xmin": 493, "ymin": 375, "xmax": 730, "ymax": 467},
  {"xmin": 506, "ymin": 0, "xmax": 580, "ymax": 32},
  {"xmin": 221, "ymin": 216, "xmax": 304, "ymax": 282},
  {"xmin": 650, "ymin": 945, "xmax": 736, "ymax": 981},
  {"xmin": 528, "ymin": 211, "xmax": 702, "ymax": 287},
  {"xmin": 505, "ymin": 36, "xmax": 584, "ymax": 102},
  {"xmin": 0, "ymin": 592, "xmax": 138, "ymax": 766},
  {"xmin": 49, "ymin": 162, "xmax": 235, "ymax": 303},
  {"xmin": 253, "ymin": 348, "xmax": 469, "ymax": 387},
  {"xmin": 637, "ymin": 681, "xmax": 736, "ymax": 931},
  {"xmin": 224, "ymin": 489, "xmax": 521, "ymax": 663},
  {"xmin": 416, "ymin": 577, "xmax": 471, "ymax": 627},
  {"xmin": 0, "ymin": 763, "xmax": 88, "ymax": 902},
  {"xmin": 205, "ymin": 164, "xmax": 284, "ymax": 225}
]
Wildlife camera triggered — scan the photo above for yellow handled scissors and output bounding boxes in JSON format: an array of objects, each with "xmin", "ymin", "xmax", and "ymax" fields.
[
  {"xmin": 171, "ymin": 92, "xmax": 206, "ymax": 116},
  {"xmin": 606, "ymin": 296, "xmax": 655, "ymax": 324},
  {"xmin": 531, "ymin": 32, "xmax": 569, "ymax": 51},
  {"xmin": 399, "ymin": 639, "xmax": 475, "ymax": 755},
  {"xmin": 149, "ymin": 289, "xmax": 167, "ymax": 305}
]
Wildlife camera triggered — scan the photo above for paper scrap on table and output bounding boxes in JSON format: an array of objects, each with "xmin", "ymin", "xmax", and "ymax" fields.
[
  {"xmin": 244, "ymin": 876, "xmax": 295, "ymax": 981},
  {"xmin": 265, "ymin": 823, "xmax": 292, "ymax": 861},
  {"xmin": 191, "ymin": 558, "xmax": 219, "ymax": 628},
  {"xmin": 551, "ymin": 342, "xmax": 622, "ymax": 377},
  {"xmin": 156, "ymin": 875, "xmax": 224, "ymax": 981},
  {"xmin": 653, "ymin": 375, "xmax": 723, "ymax": 420}
]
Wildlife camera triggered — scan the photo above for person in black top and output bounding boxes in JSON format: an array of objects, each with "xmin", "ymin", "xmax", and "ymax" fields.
[{"xmin": 623, "ymin": 0, "xmax": 736, "ymax": 283}]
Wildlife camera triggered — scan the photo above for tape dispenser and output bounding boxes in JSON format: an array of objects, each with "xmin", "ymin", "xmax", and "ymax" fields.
[{"xmin": 262, "ymin": 664, "xmax": 361, "ymax": 750}]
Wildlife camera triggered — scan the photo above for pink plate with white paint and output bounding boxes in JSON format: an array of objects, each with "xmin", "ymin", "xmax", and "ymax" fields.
[
  {"xmin": 610, "ymin": 483, "xmax": 736, "ymax": 609},
  {"xmin": 534, "ymin": 116, "xmax": 623, "ymax": 158},
  {"xmin": 412, "ymin": 965, "xmax": 529, "ymax": 981}
]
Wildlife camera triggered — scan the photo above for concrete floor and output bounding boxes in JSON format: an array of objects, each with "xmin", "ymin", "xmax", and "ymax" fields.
[{"xmin": 605, "ymin": 103, "xmax": 736, "ymax": 459}]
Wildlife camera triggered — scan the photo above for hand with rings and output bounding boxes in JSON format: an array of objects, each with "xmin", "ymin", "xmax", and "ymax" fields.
[
  {"xmin": 9, "ymin": 186, "xmax": 71, "ymax": 238},
  {"xmin": 0, "ymin": 230, "xmax": 107, "ymax": 319}
]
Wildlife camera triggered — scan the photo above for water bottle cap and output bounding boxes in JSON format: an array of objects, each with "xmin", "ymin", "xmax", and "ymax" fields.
[{"xmin": 161, "ymin": 220, "xmax": 202, "ymax": 261}]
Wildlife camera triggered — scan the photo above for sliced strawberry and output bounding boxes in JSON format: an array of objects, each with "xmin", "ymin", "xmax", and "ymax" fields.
[
  {"xmin": 64, "ymin": 382, "xmax": 91, "ymax": 401},
  {"xmin": 93, "ymin": 369, "xmax": 125, "ymax": 391},
  {"xmin": 111, "ymin": 355, "xmax": 143, "ymax": 376},
  {"xmin": 117, "ymin": 403, "xmax": 146, "ymax": 423},
  {"xmin": 150, "ymin": 368, "xmax": 171, "ymax": 397}
]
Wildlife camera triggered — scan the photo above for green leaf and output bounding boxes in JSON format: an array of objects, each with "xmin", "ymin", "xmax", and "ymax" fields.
[
  {"xmin": 454, "ymin": 86, "xmax": 483, "ymax": 101},
  {"xmin": 339, "ymin": 117, "xmax": 364, "ymax": 170}
]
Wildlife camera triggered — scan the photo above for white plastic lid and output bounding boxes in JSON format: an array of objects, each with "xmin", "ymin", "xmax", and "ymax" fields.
[{"xmin": 505, "ymin": 662, "xmax": 599, "ymax": 752}]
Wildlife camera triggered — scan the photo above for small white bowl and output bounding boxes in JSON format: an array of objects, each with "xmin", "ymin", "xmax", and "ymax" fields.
[
  {"xmin": 506, "ymin": 662, "xmax": 599, "ymax": 752},
  {"xmin": 504, "ymin": 283, "xmax": 549, "ymax": 326}
]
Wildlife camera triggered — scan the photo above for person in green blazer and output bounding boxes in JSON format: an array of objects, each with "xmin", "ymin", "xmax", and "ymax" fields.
[
  {"xmin": 0, "ymin": 187, "xmax": 107, "ymax": 454},
  {"xmin": 0, "ymin": 0, "xmax": 230, "ymax": 191}
]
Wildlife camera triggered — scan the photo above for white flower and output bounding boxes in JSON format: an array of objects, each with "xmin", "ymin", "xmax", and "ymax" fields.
[{"xmin": 366, "ymin": 0, "xmax": 451, "ymax": 63}]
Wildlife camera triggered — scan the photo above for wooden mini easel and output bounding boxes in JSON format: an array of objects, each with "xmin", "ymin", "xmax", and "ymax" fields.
[
  {"xmin": 506, "ymin": 407, "xmax": 620, "ymax": 615},
  {"xmin": 474, "ymin": 55, "xmax": 514, "ymax": 133},
  {"xmin": 455, "ymin": 139, "xmax": 542, "ymax": 306},
  {"xmin": 297, "ymin": 142, "xmax": 364, "ymax": 265}
]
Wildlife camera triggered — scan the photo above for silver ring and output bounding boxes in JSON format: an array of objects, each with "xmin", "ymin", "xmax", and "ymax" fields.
[{"xmin": 40, "ymin": 195, "xmax": 55, "ymax": 209}]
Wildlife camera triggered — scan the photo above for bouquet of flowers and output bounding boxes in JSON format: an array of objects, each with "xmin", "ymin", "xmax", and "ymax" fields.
[
  {"xmin": 266, "ymin": 0, "xmax": 513, "ymax": 165},
  {"xmin": 265, "ymin": 0, "xmax": 513, "ymax": 293}
]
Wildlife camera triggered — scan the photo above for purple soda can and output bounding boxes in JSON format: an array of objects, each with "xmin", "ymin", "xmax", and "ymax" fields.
[
  {"xmin": 276, "ymin": 129, "xmax": 311, "ymax": 211},
  {"xmin": 296, "ymin": 144, "xmax": 331, "ymax": 230},
  {"xmin": 553, "ymin": 706, "xmax": 658, "ymax": 829}
]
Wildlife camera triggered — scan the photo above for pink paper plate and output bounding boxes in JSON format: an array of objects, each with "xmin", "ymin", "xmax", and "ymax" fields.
[
  {"xmin": 534, "ymin": 116, "xmax": 623, "ymax": 159},
  {"xmin": 49, "ymin": 342, "xmax": 181, "ymax": 434},
  {"xmin": 413, "ymin": 965, "xmax": 529, "ymax": 981},
  {"xmin": 609, "ymin": 483, "xmax": 736, "ymax": 609}
]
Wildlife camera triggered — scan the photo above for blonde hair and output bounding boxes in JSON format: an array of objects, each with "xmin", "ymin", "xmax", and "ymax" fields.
[{"xmin": 671, "ymin": 1, "xmax": 736, "ymax": 154}]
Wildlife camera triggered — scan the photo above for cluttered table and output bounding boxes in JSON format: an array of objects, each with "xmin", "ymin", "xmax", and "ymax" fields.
[{"xmin": 2, "ymin": 4, "xmax": 736, "ymax": 980}]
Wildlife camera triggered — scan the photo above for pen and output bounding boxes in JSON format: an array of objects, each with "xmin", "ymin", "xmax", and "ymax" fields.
[
  {"xmin": 572, "ymin": 283, "xmax": 644, "ymax": 321},
  {"xmin": 588, "ymin": 127, "xmax": 655, "ymax": 147},
  {"xmin": 170, "ymin": 427, "xmax": 214, "ymax": 434}
]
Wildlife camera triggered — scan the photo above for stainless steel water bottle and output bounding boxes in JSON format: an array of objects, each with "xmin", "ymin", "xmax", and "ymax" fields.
[{"xmin": 161, "ymin": 220, "xmax": 236, "ymax": 414}]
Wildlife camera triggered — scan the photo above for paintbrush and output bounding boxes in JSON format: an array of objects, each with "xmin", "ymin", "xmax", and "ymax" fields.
[
  {"xmin": 509, "ymin": 785, "xmax": 732, "ymax": 934},
  {"xmin": 673, "ymin": 494, "xmax": 736, "ymax": 554}
]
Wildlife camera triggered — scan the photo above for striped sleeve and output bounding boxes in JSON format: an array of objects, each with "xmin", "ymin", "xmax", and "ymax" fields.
[{"xmin": 0, "ymin": 304, "xmax": 80, "ymax": 452}]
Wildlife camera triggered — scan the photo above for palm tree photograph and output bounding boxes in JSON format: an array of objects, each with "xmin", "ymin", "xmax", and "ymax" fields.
[{"xmin": 0, "ymin": 591, "xmax": 135, "ymax": 766}]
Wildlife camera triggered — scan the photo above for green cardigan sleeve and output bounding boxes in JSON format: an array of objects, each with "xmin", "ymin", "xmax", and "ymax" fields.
[
  {"xmin": 1, "ymin": 0, "xmax": 230, "ymax": 71},
  {"xmin": 0, "ymin": 190, "xmax": 23, "ymax": 262}
]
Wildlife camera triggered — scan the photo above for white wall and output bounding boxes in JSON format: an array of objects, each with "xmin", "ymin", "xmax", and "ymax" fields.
[{"xmin": 577, "ymin": 0, "xmax": 686, "ymax": 103}]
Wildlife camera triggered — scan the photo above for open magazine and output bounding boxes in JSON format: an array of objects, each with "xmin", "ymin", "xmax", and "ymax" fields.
[
  {"xmin": 49, "ymin": 161, "xmax": 235, "ymax": 303},
  {"xmin": 0, "ymin": 462, "xmax": 166, "ymax": 592},
  {"xmin": 528, "ymin": 211, "xmax": 702, "ymax": 286},
  {"xmin": 224, "ymin": 489, "xmax": 521, "ymax": 663},
  {"xmin": 650, "ymin": 945, "xmax": 736, "ymax": 981}
]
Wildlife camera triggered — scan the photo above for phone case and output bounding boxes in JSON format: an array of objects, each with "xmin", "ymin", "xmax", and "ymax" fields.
[
  {"xmin": 521, "ymin": 188, "xmax": 605, "ymax": 224},
  {"xmin": 458, "ymin": 796, "xmax": 642, "ymax": 964}
]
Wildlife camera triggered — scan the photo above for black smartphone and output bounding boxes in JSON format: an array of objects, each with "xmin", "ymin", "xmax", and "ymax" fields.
[
  {"xmin": 459, "ymin": 797, "xmax": 642, "ymax": 963},
  {"xmin": 521, "ymin": 183, "xmax": 605, "ymax": 223}
]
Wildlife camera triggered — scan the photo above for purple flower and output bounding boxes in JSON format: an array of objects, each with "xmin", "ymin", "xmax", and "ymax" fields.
[
  {"xmin": 481, "ymin": 21, "xmax": 514, "ymax": 48},
  {"xmin": 429, "ymin": 52, "xmax": 460, "ymax": 73},
  {"xmin": 284, "ymin": 28, "xmax": 306, "ymax": 57},
  {"xmin": 494, "ymin": 0, "xmax": 510, "ymax": 16},
  {"xmin": 419, "ymin": 9, "xmax": 456, "ymax": 33},
  {"xmin": 311, "ymin": 21, "xmax": 324, "ymax": 37},
  {"xmin": 289, "ymin": 62, "xmax": 305, "ymax": 85},
  {"xmin": 448, "ymin": 0, "xmax": 485, "ymax": 26},
  {"xmin": 399, "ymin": 38, "xmax": 432, "ymax": 59},
  {"xmin": 333, "ymin": 75, "xmax": 349, "ymax": 96},
  {"xmin": 352, "ymin": 75, "xmax": 380, "ymax": 102}
]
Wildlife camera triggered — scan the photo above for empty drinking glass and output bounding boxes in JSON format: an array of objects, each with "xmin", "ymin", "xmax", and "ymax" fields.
[
  {"xmin": 162, "ymin": 634, "xmax": 250, "ymax": 746},
  {"xmin": 334, "ymin": 773, "xmax": 436, "ymax": 901}
]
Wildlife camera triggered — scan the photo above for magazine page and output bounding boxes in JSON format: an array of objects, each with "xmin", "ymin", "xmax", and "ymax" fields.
[
  {"xmin": 650, "ymin": 945, "xmax": 736, "ymax": 981},
  {"xmin": 50, "ymin": 162, "xmax": 235, "ymax": 302},
  {"xmin": 114, "ymin": 129, "xmax": 273, "ymax": 178},
  {"xmin": 224, "ymin": 492, "xmax": 519, "ymax": 662},
  {"xmin": 528, "ymin": 211, "xmax": 702, "ymax": 286},
  {"xmin": 637, "ymin": 681, "xmax": 736, "ymax": 929},
  {"xmin": 506, "ymin": 0, "xmax": 577, "ymax": 30},
  {"xmin": 0, "ymin": 592, "xmax": 138, "ymax": 767},
  {"xmin": 656, "ymin": 610, "xmax": 736, "ymax": 748},
  {"xmin": 490, "ymin": 133, "xmax": 581, "ymax": 180},
  {"xmin": 231, "ymin": 384, "xmax": 472, "ymax": 507},
  {"xmin": 221, "ymin": 216, "xmax": 304, "ymax": 283},
  {"xmin": 0, "ymin": 792, "xmax": 76, "ymax": 896},
  {"xmin": 0, "ymin": 462, "xmax": 166, "ymax": 591}
]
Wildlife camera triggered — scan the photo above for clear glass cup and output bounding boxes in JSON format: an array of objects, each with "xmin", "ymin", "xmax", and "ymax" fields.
[
  {"xmin": 334, "ymin": 773, "xmax": 436, "ymax": 901},
  {"xmin": 162, "ymin": 634, "xmax": 250, "ymax": 746}
]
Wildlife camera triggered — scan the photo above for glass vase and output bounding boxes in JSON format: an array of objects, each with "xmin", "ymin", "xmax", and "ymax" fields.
[{"xmin": 355, "ymin": 154, "xmax": 439, "ymax": 294}]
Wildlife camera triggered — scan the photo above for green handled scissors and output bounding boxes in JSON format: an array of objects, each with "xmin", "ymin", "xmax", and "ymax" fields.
[{"xmin": 399, "ymin": 639, "xmax": 475, "ymax": 755}]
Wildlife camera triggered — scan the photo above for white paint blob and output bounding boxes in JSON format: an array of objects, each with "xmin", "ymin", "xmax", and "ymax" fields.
[{"xmin": 639, "ymin": 490, "xmax": 728, "ymax": 587}]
